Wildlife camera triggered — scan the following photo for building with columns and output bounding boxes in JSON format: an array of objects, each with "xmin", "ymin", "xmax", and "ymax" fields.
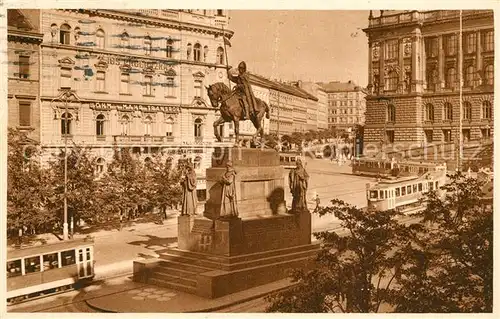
[
  {"xmin": 37, "ymin": 9, "xmax": 233, "ymax": 200},
  {"xmin": 318, "ymin": 80, "xmax": 367, "ymax": 132},
  {"xmin": 7, "ymin": 9, "xmax": 44, "ymax": 142},
  {"xmin": 363, "ymin": 10, "xmax": 494, "ymax": 156}
]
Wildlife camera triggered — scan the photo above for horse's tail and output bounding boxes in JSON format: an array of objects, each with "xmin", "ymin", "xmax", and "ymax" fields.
[{"xmin": 265, "ymin": 101, "xmax": 270, "ymax": 119}]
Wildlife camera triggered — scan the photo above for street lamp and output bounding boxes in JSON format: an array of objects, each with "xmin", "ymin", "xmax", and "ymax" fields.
[{"xmin": 51, "ymin": 89, "xmax": 79, "ymax": 240}]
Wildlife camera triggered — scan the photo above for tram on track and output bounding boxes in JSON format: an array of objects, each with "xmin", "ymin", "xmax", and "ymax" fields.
[
  {"xmin": 6, "ymin": 237, "xmax": 95, "ymax": 304},
  {"xmin": 352, "ymin": 157, "xmax": 446, "ymax": 179}
]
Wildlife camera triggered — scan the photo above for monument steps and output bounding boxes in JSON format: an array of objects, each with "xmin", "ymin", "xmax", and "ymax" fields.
[
  {"xmin": 155, "ymin": 259, "xmax": 213, "ymax": 274},
  {"xmin": 155, "ymin": 265, "xmax": 200, "ymax": 278},
  {"xmin": 148, "ymin": 278, "xmax": 197, "ymax": 295},
  {"xmin": 150, "ymin": 272, "xmax": 197, "ymax": 288}
]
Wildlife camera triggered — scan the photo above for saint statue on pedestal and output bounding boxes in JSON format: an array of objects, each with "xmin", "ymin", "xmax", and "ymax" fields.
[
  {"xmin": 180, "ymin": 162, "xmax": 198, "ymax": 216},
  {"xmin": 220, "ymin": 161, "xmax": 239, "ymax": 218},
  {"xmin": 289, "ymin": 158, "xmax": 309, "ymax": 213}
]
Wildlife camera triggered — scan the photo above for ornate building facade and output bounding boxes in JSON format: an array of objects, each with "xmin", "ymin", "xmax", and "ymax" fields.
[
  {"xmin": 7, "ymin": 9, "xmax": 44, "ymax": 142},
  {"xmin": 363, "ymin": 10, "xmax": 494, "ymax": 155},
  {"xmin": 39, "ymin": 9, "xmax": 233, "ymax": 199},
  {"xmin": 297, "ymin": 81, "xmax": 329, "ymax": 131},
  {"xmin": 318, "ymin": 80, "xmax": 367, "ymax": 132}
]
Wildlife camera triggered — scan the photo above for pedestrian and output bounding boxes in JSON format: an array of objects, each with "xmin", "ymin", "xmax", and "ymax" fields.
[{"xmin": 314, "ymin": 194, "xmax": 320, "ymax": 211}]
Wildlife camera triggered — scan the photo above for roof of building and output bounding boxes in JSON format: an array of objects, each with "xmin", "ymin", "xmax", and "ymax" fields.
[
  {"xmin": 317, "ymin": 81, "xmax": 366, "ymax": 93},
  {"xmin": 248, "ymin": 73, "xmax": 318, "ymax": 101}
]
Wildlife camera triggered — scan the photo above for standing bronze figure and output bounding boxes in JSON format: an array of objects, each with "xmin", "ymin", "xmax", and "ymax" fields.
[
  {"xmin": 220, "ymin": 161, "xmax": 238, "ymax": 218},
  {"xmin": 180, "ymin": 162, "xmax": 198, "ymax": 216},
  {"xmin": 289, "ymin": 158, "xmax": 309, "ymax": 213},
  {"xmin": 227, "ymin": 61, "xmax": 258, "ymax": 121}
]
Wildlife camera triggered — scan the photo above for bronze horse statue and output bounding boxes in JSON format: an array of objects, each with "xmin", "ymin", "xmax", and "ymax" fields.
[{"xmin": 206, "ymin": 82, "xmax": 270, "ymax": 146}]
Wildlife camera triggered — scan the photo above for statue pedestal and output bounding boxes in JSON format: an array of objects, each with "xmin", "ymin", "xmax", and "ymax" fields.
[{"xmin": 134, "ymin": 147, "xmax": 319, "ymax": 298}]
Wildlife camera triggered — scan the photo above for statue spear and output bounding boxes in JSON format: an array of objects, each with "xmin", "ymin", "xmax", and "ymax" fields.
[{"xmin": 221, "ymin": 25, "xmax": 232, "ymax": 91}]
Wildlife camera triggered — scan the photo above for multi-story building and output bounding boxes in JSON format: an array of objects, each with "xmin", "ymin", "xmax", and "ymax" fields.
[
  {"xmin": 7, "ymin": 9, "xmax": 44, "ymax": 142},
  {"xmin": 362, "ymin": 10, "xmax": 494, "ymax": 155},
  {"xmin": 296, "ymin": 81, "xmax": 329, "ymax": 131},
  {"xmin": 318, "ymin": 80, "xmax": 367, "ymax": 132},
  {"xmin": 38, "ymin": 9, "xmax": 233, "ymax": 200}
]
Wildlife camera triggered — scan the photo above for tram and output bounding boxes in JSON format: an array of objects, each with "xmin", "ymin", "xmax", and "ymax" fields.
[
  {"xmin": 366, "ymin": 170, "xmax": 447, "ymax": 212},
  {"xmin": 279, "ymin": 152, "xmax": 303, "ymax": 169},
  {"xmin": 6, "ymin": 237, "xmax": 95, "ymax": 304},
  {"xmin": 352, "ymin": 157, "xmax": 446, "ymax": 178}
]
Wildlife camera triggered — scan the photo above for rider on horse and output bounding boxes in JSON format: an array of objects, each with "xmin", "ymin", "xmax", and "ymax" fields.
[{"xmin": 227, "ymin": 61, "xmax": 258, "ymax": 121}]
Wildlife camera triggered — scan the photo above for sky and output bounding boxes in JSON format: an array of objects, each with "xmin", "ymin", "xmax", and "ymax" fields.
[{"xmin": 227, "ymin": 10, "xmax": 370, "ymax": 87}]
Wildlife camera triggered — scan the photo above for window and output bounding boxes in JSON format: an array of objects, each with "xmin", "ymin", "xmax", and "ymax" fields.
[
  {"xmin": 61, "ymin": 250, "xmax": 76, "ymax": 266},
  {"xmin": 61, "ymin": 112, "xmax": 72, "ymax": 136},
  {"xmin": 387, "ymin": 104, "xmax": 396, "ymax": 122},
  {"xmin": 386, "ymin": 71, "xmax": 398, "ymax": 91},
  {"xmin": 482, "ymin": 101, "xmax": 492, "ymax": 119},
  {"xmin": 19, "ymin": 102, "xmax": 31, "ymax": 127},
  {"xmin": 96, "ymin": 71, "xmax": 105, "ymax": 91},
  {"xmin": 25, "ymin": 256, "xmax": 41, "ymax": 273},
  {"xmin": 96, "ymin": 114, "xmax": 105, "ymax": 136},
  {"xmin": 121, "ymin": 115, "xmax": 130, "ymax": 135},
  {"xmin": 121, "ymin": 33, "xmax": 129, "ymax": 52},
  {"xmin": 395, "ymin": 188, "xmax": 400, "ymax": 197},
  {"xmin": 6, "ymin": 260, "xmax": 22, "ymax": 278},
  {"xmin": 481, "ymin": 128, "xmax": 491, "ymax": 139},
  {"xmin": 418, "ymin": 183, "xmax": 423, "ymax": 191},
  {"xmin": 165, "ymin": 117, "xmax": 174, "ymax": 136},
  {"xmin": 194, "ymin": 156, "xmax": 202, "ymax": 169},
  {"xmin": 386, "ymin": 39, "xmax": 398, "ymax": 60},
  {"xmin": 443, "ymin": 102, "xmax": 453, "ymax": 121},
  {"xmin": 96, "ymin": 29, "xmax": 105, "ymax": 49},
  {"xmin": 144, "ymin": 36, "xmax": 152, "ymax": 55},
  {"xmin": 443, "ymin": 129, "xmax": 452, "ymax": 142},
  {"xmin": 144, "ymin": 75, "xmax": 153, "ymax": 95},
  {"xmin": 407, "ymin": 185, "xmax": 412, "ymax": 194},
  {"xmin": 401, "ymin": 186, "xmax": 406, "ymax": 196},
  {"xmin": 187, "ymin": 43, "xmax": 192, "ymax": 60},
  {"xmin": 425, "ymin": 130, "xmax": 433, "ymax": 143},
  {"xmin": 446, "ymin": 34, "xmax": 457, "ymax": 55},
  {"xmin": 194, "ymin": 80, "xmax": 202, "ymax": 98},
  {"xmin": 144, "ymin": 116, "xmax": 152, "ymax": 135},
  {"xmin": 484, "ymin": 64, "xmax": 493, "ymax": 85},
  {"xmin": 165, "ymin": 77, "xmax": 174, "ymax": 96},
  {"xmin": 60, "ymin": 24, "xmax": 71, "ymax": 45},
  {"xmin": 426, "ymin": 37, "xmax": 438, "ymax": 57},
  {"xmin": 386, "ymin": 130, "xmax": 395, "ymax": 143},
  {"xmin": 446, "ymin": 68, "xmax": 456, "ymax": 89},
  {"xmin": 120, "ymin": 73, "xmax": 130, "ymax": 94},
  {"xmin": 463, "ymin": 102, "xmax": 472, "ymax": 120},
  {"xmin": 425, "ymin": 103, "xmax": 434, "ymax": 121},
  {"xmin": 96, "ymin": 158, "xmax": 105, "ymax": 174},
  {"xmin": 216, "ymin": 47, "xmax": 224, "ymax": 64},
  {"xmin": 60, "ymin": 67, "xmax": 72, "ymax": 89},
  {"xmin": 484, "ymin": 30, "xmax": 494, "ymax": 51},
  {"xmin": 203, "ymin": 45, "xmax": 209, "ymax": 62},
  {"xmin": 465, "ymin": 65, "xmax": 475, "ymax": 87},
  {"xmin": 462, "ymin": 129, "xmax": 471, "ymax": 142},
  {"xmin": 466, "ymin": 33, "xmax": 477, "ymax": 53},
  {"xmin": 426, "ymin": 68, "xmax": 437, "ymax": 90},
  {"xmin": 166, "ymin": 39, "xmax": 174, "ymax": 58},
  {"xmin": 217, "ymin": 9, "xmax": 224, "ymax": 16},
  {"xmin": 18, "ymin": 55, "xmax": 30, "ymax": 79},
  {"xmin": 43, "ymin": 253, "xmax": 59, "ymax": 270},
  {"xmin": 193, "ymin": 43, "xmax": 202, "ymax": 61},
  {"xmin": 194, "ymin": 118, "xmax": 203, "ymax": 137}
]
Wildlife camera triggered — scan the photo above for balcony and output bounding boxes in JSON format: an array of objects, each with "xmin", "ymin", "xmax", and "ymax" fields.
[
  {"xmin": 368, "ymin": 10, "xmax": 491, "ymax": 28},
  {"xmin": 113, "ymin": 135, "xmax": 176, "ymax": 145}
]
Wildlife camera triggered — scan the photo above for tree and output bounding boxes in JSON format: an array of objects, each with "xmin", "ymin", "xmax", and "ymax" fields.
[
  {"xmin": 266, "ymin": 199, "xmax": 407, "ymax": 312},
  {"xmin": 148, "ymin": 155, "xmax": 183, "ymax": 220},
  {"xmin": 290, "ymin": 132, "xmax": 304, "ymax": 150},
  {"xmin": 392, "ymin": 173, "xmax": 493, "ymax": 312},
  {"xmin": 262, "ymin": 133, "xmax": 279, "ymax": 149}
]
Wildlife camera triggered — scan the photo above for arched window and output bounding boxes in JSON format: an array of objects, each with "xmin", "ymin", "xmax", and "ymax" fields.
[
  {"xmin": 482, "ymin": 101, "xmax": 492, "ymax": 119},
  {"xmin": 194, "ymin": 118, "xmax": 203, "ymax": 137},
  {"xmin": 194, "ymin": 156, "xmax": 202, "ymax": 169},
  {"xmin": 60, "ymin": 24, "xmax": 71, "ymax": 45},
  {"xmin": 95, "ymin": 29, "xmax": 105, "ymax": 49},
  {"xmin": 74, "ymin": 27, "xmax": 81, "ymax": 41},
  {"xmin": 165, "ymin": 76, "xmax": 175, "ymax": 97},
  {"xmin": 187, "ymin": 43, "xmax": 192, "ymax": 60},
  {"xmin": 121, "ymin": 115, "xmax": 130, "ymax": 135},
  {"xmin": 61, "ymin": 112, "xmax": 72, "ymax": 135},
  {"xmin": 446, "ymin": 68, "xmax": 456, "ymax": 89},
  {"xmin": 425, "ymin": 103, "xmax": 434, "ymax": 121},
  {"xmin": 96, "ymin": 158, "xmax": 105, "ymax": 174},
  {"xmin": 216, "ymin": 47, "xmax": 224, "ymax": 64},
  {"xmin": 144, "ymin": 116, "xmax": 152, "ymax": 136},
  {"xmin": 443, "ymin": 102, "xmax": 453, "ymax": 121},
  {"xmin": 463, "ymin": 101, "xmax": 472, "ymax": 120},
  {"xmin": 465, "ymin": 65, "xmax": 475, "ymax": 87},
  {"xmin": 193, "ymin": 43, "xmax": 202, "ymax": 61},
  {"xmin": 144, "ymin": 36, "xmax": 152, "ymax": 56},
  {"xmin": 203, "ymin": 45, "xmax": 209, "ymax": 62},
  {"xmin": 166, "ymin": 39, "xmax": 174, "ymax": 58},
  {"xmin": 96, "ymin": 114, "xmax": 105, "ymax": 136},
  {"xmin": 165, "ymin": 117, "xmax": 174, "ymax": 137},
  {"xmin": 387, "ymin": 104, "xmax": 396, "ymax": 122},
  {"xmin": 216, "ymin": 9, "xmax": 224, "ymax": 16},
  {"xmin": 484, "ymin": 64, "xmax": 493, "ymax": 85},
  {"xmin": 385, "ymin": 71, "xmax": 398, "ymax": 91},
  {"xmin": 121, "ymin": 32, "xmax": 129, "ymax": 52}
]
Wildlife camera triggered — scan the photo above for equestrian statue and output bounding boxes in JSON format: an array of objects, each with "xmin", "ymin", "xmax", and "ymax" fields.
[{"xmin": 206, "ymin": 61, "xmax": 270, "ymax": 146}]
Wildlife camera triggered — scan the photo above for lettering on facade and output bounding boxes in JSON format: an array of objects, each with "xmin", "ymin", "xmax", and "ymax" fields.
[
  {"xmin": 90, "ymin": 102, "xmax": 180, "ymax": 113},
  {"xmin": 165, "ymin": 149, "xmax": 204, "ymax": 155},
  {"xmin": 96, "ymin": 53, "xmax": 175, "ymax": 72}
]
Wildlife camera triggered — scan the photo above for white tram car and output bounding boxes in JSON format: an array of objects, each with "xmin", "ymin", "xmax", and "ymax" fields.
[{"xmin": 366, "ymin": 170, "xmax": 447, "ymax": 212}]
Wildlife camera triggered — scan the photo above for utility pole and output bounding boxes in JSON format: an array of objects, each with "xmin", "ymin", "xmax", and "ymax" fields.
[
  {"xmin": 272, "ymin": 18, "xmax": 284, "ymax": 148},
  {"xmin": 457, "ymin": 10, "xmax": 463, "ymax": 172}
]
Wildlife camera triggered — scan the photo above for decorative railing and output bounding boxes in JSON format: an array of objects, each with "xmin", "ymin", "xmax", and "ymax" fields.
[
  {"xmin": 113, "ymin": 135, "xmax": 176, "ymax": 144},
  {"xmin": 369, "ymin": 10, "xmax": 491, "ymax": 28}
]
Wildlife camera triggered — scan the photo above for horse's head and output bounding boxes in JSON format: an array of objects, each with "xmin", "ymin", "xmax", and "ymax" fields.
[{"xmin": 205, "ymin": 84, "xmax": 220, "ymax": 108}]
